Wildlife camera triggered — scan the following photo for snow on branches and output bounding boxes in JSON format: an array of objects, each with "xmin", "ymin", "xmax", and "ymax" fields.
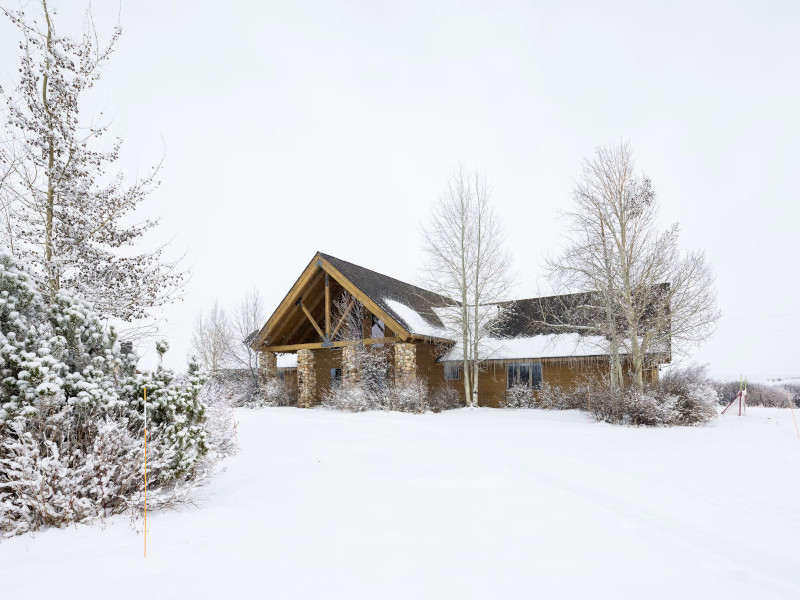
[
  {"xmin": 0, "ymin": 253, "xmax": 221, "ymax": 537},
  {"xmin": 0, "ymin": 2, "xmax": 185, "ymax": 321}
]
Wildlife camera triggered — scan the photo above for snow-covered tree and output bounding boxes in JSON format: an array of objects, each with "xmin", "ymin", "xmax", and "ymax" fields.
[
  {"xmin": 0, "ymin": 1, "xmax": 185, "ymax": 321},
  {"xmin": 420, "ymin": 168, "xmax": 514, "ymax": 407}
]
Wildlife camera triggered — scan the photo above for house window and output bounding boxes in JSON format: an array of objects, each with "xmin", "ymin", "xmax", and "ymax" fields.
[
  {"xmin": 507, "ymin": 362, "xmax": 542, "ymax": 390},
  {"xmin": 371, "ymin": 315, "xmax": 385, "ymax": 338},
  {"xmin": 331, "ymin": 368, "xmax": 342, "ymax": 383},
  {"xmin": 444, "ymin": 363, "xmax": 461, "ymax": 381}
]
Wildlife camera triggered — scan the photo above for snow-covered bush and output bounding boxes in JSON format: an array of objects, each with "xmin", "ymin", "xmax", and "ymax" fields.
[
  {"xmin": 501, "ymin": 382, "xmax": 587, "ymax": 410},
  {"xmin": 324, "ymin": 377, "xmax": 434, "ymax": 414},
  {"xmin": 0, "ymin": 253, "xmax": 224, "ymax": 537},
  {"xmin": 201, "ymin": 369, "xmax": 258, "ymax": 407},
  {"xmin": 388, "ymin": 378, "xmax": 429, "ymax": 413},
  {"xmin": 428, "ymin": 386, "xmax": 462, "ymax": 412},
  {"xmin": 322, "ymin": 344, "xmax": 390, "ymax": 411},
  {"xmin": 324, "ymin": 383, "xmax": 382, "ymax": 412},
  {"xmin": 503, "ymin": 384, "xmax": 536, "ymax": 408},
  {"xmin": 258, "ymin": 378, "xmax": 296, "ymax": 407},
  {"xmin": 590, "ymin": 366, "xmax": 717, "ymax": 426},
  {"xmin": 589, "ymin": 386, "xmax": 665, "ymax": 426},
  {"xmin": 785, "ymin": 384, "xmax": 800, "ymax": 408},
  {"xmin": 658, "ymin": 366, "xmax": 718, "ymax": 424},
  {"xmin": 538, "ymin": 382, "xmax": 592, "ymax": 410},
  {"xmin": 714, "ymin": 380, "xmax": 792, "ymax": 408}
]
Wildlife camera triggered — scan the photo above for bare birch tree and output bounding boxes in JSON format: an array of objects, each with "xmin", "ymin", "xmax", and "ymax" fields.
[
  {"xmin": 191, "ymin": 300, "xmax": 231, "ymax": 373},
  {"xmin": 546, "ymin": 141, "xmax": 720, "ymax": 388},
  {"xmin": 228, "ymin": 289, "xmax": 266, "ymax": 383},
  {"xmin": 421, "ymin": 168, "xmax": 514, "ymax": 407}
]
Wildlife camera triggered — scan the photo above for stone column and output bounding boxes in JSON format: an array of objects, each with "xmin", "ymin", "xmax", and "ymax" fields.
[
  {"xmin": 342, "ymin": 345, "xmax": 361, "ymax": 387},
  {"xmin": 394, "ymin": 342, "xmax": 417, "ymax": 386},
  {"xmin": 297, "ymin": 349, "xmax": 317, "ymax": 408},
  {"xmin": 258, "ymin": 351, "xmax": 278, "ymax": 387}
]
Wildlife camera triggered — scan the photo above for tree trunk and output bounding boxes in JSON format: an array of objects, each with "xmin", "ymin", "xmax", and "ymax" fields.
[{"xmin": 42, "ymin": 0, "xmax": 60, "ymax": 297}]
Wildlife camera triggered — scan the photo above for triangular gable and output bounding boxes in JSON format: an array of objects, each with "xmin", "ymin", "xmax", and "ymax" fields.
[
  {"xmin": 252, "ymin": 252, "xmax": 451, "ymax": 351},
  {"xmin": 318, "ymin": 253, "xmax": 453, "ymax": 340}
]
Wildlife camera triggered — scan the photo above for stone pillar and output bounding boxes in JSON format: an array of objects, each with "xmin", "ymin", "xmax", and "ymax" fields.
[
  {"xmin": 258, "ymin": 351, "xmax": 278, "ymax": 387},
  {"xmin": 297, "ymin": 349, "xmax": 317, "ymax": 408},
  {"xmin": 342, "ymin": 345, "xmax": 361, "ymax": 387},
  {"xmin": 394, "ymin": 342, "xmax": 417, "ymax": 386}
]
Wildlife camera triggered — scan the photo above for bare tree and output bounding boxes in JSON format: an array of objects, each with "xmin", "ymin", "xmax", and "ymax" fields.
[
  {"xmin": 228, "ymin": 289, "xmax": 266, "ymax": 382},
  {"xmin": 191, "ymin": 300, "xmax": 231, "ymax": 373},
  {"xmin": 420, "ymin": 168, "xmax": 514, "ymax": 407},
  {"xmin": 546, "ymin": 141, "xmax": 720, "ymax": 388},
  {"xmin": 331, "ymin": 290, "xmax": 365, "ymax": 342},
  {"xmin": 0, "ymin": 1, "xmax": 185, "ymax": 321}
]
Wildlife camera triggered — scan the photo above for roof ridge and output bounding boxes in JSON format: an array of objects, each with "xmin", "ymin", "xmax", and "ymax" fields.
[{"xmin": 317, "ymin": 251, "xmax": 450, "ymax": 302}]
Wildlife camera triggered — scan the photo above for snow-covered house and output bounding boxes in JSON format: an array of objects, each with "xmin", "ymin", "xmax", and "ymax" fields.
[{"xmin": 250, "ymin": 252, "xmax": 670, "ymax": 407}]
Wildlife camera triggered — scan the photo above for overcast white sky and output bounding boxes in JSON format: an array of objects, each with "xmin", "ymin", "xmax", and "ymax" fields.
[{"xmin": 1, "ymin": 0, "xmax": 798, "ymax": 379}]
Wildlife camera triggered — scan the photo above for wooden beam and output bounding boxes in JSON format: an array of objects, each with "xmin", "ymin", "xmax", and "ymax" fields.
[
  {"xmin": 284, "ymin": 270, "xmax": 328, "ymax": 344},
  {"xmin": 299, "ymin": 301, "xmax": 324, "ymax": 339},
  {"xmin": 330, "ymin": 296, "xmax": 356, "ymax": 341},
  {"xmin": 325, "ymin": 273, "xmax": 330, "ymax": 339},
  {"xmin": 251, "ymin": 256, "xmax": 324, "ymax": 349},
  {"xmin": 264, "ymin": 337, "xmax": 396, "ymax": 353},
  {"xmin": 317, "ymin": 256, "xmax": 411, "ymax": 342}
]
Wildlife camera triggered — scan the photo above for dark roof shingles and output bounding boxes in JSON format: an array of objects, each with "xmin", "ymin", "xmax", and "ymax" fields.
[{"xmin": 319, "ymin": 252, "xmax": 452, "ymax": 337}]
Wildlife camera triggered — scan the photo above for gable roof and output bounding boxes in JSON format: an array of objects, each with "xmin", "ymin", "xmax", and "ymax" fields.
[
  {"xmin": 251, "ymin": 252, "xmax": 669, "ymax": 363},
  {"xmin": 318, "ymin": 252, "xmax": 452, "ymax": 339},
  {"xmin": 250, "ymin": 252, "xmax": 455, "ymax": 351}
]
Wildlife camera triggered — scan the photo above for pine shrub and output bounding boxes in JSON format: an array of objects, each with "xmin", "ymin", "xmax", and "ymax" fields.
[{"xmin": 0, "ymin": 253, "xmax": 223, "ymax": 537}]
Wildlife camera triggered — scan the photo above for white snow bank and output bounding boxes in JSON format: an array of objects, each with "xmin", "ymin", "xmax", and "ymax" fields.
[
  {"xmin": 384, "ymin": 298, "xmax": 450, "ymax": 339},
  {"xmin": 440, "ymin": 333, "xmax": 611, "ymax": 361},
  {"xmin": 3, "ymin": 408, "xmax": 800, "ymax": 599}
]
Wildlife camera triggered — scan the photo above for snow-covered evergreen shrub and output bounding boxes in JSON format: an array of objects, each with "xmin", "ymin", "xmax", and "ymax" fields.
[
  {"xmin": 120, "ymin": 360, "xmax": 209, "ymax": 483},
  {"xmin": 0, "ymin": 253, "xmax": 223, "ymax": 537}
]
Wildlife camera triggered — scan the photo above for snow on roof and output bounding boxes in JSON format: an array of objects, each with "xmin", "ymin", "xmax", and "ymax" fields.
[
  {"xmin": 439, "ymin": 333, "xmax": 611, "ymax": 362},
  {"xmin": 320, "ymin": 253, "xmax": 451, "ymax": 336},
  {"xmin": 384, "ymin": 298, "xmax": 451, "ymax": 339},
  {"xmin": 277, "ymin": 353, "xmax": 297, "ymax": 369}
]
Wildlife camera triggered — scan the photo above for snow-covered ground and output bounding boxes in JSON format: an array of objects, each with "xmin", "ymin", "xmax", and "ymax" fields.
[{"xmin": 3, "ymin": 407, "xmax": 800, "ymax": 599}]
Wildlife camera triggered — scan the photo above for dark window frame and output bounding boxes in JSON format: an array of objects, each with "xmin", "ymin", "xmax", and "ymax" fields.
[
  {"xmin": 507, "ymin": 362, "xmax": 543, "ymax": 390},
  {"xmin": 444, "ymin": 362, "xmax": 461, "ymax": 381}
]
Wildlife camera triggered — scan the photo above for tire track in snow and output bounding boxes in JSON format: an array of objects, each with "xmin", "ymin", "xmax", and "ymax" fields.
[{"xmin": 484, "ymin": 445, "xmax": 800, "ymax": 599}]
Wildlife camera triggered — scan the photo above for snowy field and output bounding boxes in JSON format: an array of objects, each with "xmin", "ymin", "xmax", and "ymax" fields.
[{"xmin": 2, "ymin": 407, "xmax": 800, "ymax": 599}]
